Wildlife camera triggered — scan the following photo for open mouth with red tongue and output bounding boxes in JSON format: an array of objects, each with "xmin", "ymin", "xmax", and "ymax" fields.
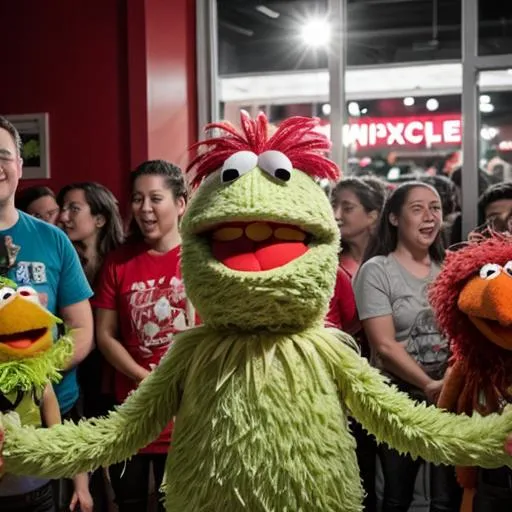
[
  {"xmin": 207, "ymin": 221, "xmax": 311, "ymax": 272},
  {"xmin": 0, "ymin": 328, "xmax": 48, "ymax": 350}
]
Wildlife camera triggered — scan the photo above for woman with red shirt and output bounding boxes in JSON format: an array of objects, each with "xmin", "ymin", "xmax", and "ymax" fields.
[{"xmin": 94, "ymin": 160, "xmax": 194, "ymax": 512}]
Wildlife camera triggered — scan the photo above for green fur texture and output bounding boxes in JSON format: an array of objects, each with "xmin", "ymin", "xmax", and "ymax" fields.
[
  {"xmin": 5, "ymin": 327, "xmax": 512, "ymax": 512},
  {"xmin": 180, "ymin": 168, "xmax": 339, "ymax": 331},
  {"xmin": 4, "ymin": 145, "xmax": 512, "ymax": 512},
  {"xmin": 0, "ymin": 332, "xmax": 74, "ymax": 393}
]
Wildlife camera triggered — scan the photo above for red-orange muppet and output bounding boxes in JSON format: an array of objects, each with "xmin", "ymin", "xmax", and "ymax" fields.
[{"xmin": 431, "ymin": 231, "xmax": 512, "ymax": 512}]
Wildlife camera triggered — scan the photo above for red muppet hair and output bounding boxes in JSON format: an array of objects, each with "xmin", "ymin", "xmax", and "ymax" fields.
[
  {"xmin": 429, "ymin": 232, "xmax": 512, "ymax": 414},
  {"xmin": 186, "ymin": 111, "xmax": 340, "ymax": 187}
]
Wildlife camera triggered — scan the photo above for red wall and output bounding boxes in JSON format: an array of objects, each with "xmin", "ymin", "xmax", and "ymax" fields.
[
  {"xmin": 145, "ymin": 0, "xmax": 197, "ymax": 169},
  {"xmin": 1, "ymin": 0, "xmax": 197, "ymax": 211},
  {"xmin": 1, "ymin": 0, "xmax": 131, "ymax": 204}
]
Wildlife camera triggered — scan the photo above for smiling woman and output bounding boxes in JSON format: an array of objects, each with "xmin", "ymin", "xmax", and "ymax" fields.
[
  {"xmin": 93, "ymin": 160, "xmax": 195, "ymax": 512},
  {"xmin": 354, "ymin": 181, "xmax": 461, "ymax": 511}
]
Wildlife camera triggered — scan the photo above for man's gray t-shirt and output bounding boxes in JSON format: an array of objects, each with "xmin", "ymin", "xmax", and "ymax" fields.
[{"xmin": 353, "ymin": 254, "xmax": 449, "ymax": 388}]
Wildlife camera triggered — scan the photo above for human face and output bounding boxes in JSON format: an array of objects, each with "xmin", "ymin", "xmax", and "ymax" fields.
[
  {"xmin": 26, "ymin": 195, "xmax": 60, "ymax": 224},
  {"xmin": 484, "ymin": 199, "xmax": 512, "ymax": 224},
  {"xmin": 392, "ymin": 186, "xmax": 442, "ymax": 251},
  {"xmin": 59, "ymin": 188, "xmax": 103, "ymax": 243},
  {"xmin": 131, "ymin": 175, "xmax": 186, "ymax": 243},
  {"xmin": 0, "ymin": 128, "xmax": 22, "ymax": 205},
  {"xmin": 333, "ymin": 188, "xmax": 377, "ymax": 242}
]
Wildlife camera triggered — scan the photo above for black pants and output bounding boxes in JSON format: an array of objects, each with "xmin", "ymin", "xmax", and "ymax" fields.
[
  {"xmin": 0, "ymin": 482, "xmax": 55, "ymax": 512},
  {"xmin": 109, "ymin": 453, "xmax": 167, "ymax": 512},
  {"xmin": 473, "ymin": 467, "xmax": 512, "ymax": 512},
  {"xmin": 351, "ymin": 420, "xmax": 377, "ymax": 512},
  {"xmin": 379, "ymin": 443, "xmax": 461, "ymax": 512}
]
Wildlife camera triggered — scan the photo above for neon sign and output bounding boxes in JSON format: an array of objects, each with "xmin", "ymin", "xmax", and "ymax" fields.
[{"xmin": 342, "ymin": 115, "xmax": 462, "ymax": 149}]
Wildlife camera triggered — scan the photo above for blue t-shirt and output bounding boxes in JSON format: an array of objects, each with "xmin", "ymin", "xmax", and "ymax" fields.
[{"xmin": 0, "ymin": 211, "xmax": 93, "ymax": 413}]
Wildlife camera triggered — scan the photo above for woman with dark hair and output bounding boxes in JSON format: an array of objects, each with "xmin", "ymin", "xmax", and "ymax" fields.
[
  {"xmin": 326, "ymin": 176, "xmax": 388, "ymax": 512},
  {"xmin": 58, "ymin": 182, "xmax": 124, "ymax": 285},
  {"xmin": 16, "ymin": 185, "xmax": 60, "ymax": 224},
  {"xmin": 56, "ymin": 182, "xmax": 125, "ymax": 511},
  {"xmin": 94, "ymin": 160, "xmax": 196, "ymax": 511},
  {"xmin": 353, "ymin": 182, "xmax": 460, "ymax": 512},
  {"xmin": 330, "ymin": 176, "xmax": 388, "ymax": 278}
]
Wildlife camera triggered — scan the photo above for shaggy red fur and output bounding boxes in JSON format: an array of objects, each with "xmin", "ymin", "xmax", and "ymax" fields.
[
  {"xmin": 186, "ymin": 111, "xmax": 340, "ymax": 187},
  {"xmin": 430, "ymin": 232, "xmax": 512, "ymax": 414}
]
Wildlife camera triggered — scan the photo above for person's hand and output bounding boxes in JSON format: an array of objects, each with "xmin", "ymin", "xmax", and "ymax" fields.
[
  {"xmin": 70, "ymin": 489, "xmax": 93, "ymax": 512},
  {"xmin": 134, "ymin": 366, "xmax": 150, "ymax": 385},
  {"xmin": 70, "ymin": 473, "xmax": 93, "ymax": 512},
  {"xmin": 423, "ymin": 379, "xmax": 444, "ymax": 404}
]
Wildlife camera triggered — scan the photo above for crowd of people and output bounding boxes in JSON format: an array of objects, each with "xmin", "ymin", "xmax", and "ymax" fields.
[{"xmin": 2, "ymin": 111, "xmax": 512, "ymax": 511}]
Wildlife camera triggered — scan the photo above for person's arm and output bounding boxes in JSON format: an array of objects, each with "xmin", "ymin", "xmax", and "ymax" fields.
[
  {"xmin": 353, "ymin": 259, "xmax": 441, "ymax": 401},
  {"xmin": 60, "ymin": 300, "xmax": 94, "ymax": 369},
  {"xmin": 56, "ymin": 231, "xmax": 94, "ymax": 369},
  {"xmin": 41, "ymin": 385, "xmax": 93, "ymax": 512},
  {"xmin": 361, "ymin": 316, "xmax": 441, "ymax": 401},
  {"xmin": 96, "ymin": 308, "xmax": 149, "ymax": 384}
]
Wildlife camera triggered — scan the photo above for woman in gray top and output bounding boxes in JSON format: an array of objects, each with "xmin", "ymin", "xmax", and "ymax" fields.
[{"xmin": 353, "ymin": 182, "xmax": 460, "ymax": 512}]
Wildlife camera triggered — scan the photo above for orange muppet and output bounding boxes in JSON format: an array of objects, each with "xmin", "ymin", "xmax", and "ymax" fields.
[{"xmin": 431, "ymin": 231, "xmax": 512, "ymax": 512}]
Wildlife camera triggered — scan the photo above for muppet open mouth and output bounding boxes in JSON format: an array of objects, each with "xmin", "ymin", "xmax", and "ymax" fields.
[
  {"xmin": 206, "ymin": 221, "xmax": 312, "ymax": 272},
  {"xmin": 469, "ymin": 316, "xmax": 512, "ymax": 350},
  {"xmin": 0, "ymin": 328, "xmax": 49, "ymax": 350}
]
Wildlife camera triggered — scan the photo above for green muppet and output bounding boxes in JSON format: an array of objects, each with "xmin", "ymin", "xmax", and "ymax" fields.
[{"xmin": 2, "ymin": 112, "xmax": 512, "ymax": 512}]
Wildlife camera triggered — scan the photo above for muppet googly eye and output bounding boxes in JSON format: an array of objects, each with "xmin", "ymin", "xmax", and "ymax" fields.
[
  {"xmin": 480, "ymin": 263, "xmax": 502, "ymax": 280},
  {"xmin": 258, "ymin": 151, "xmax": 293, "ymax": 182},
  {"xmin": 17, "ymin": 286, "xmax": 41, "ymax": 304},
  {"xmin": 503, "ymin": 261, "xmax": 512, "ymax": 277},
  {"xmin": 221, "ymin": 151, "xmax": 258, "ymax": 184},
  {"xmin": 0, "ymin": 286, "xmax": 17, "ymax": 304}
]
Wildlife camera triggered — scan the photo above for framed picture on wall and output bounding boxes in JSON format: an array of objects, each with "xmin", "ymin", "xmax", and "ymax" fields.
[{"xmin": 4, "ymin": 113, "xmax": 50, "ymax": 179}]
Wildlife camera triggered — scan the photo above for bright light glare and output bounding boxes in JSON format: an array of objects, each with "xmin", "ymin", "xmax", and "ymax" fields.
[
  {"xmin": 348, "ymin": 102, "xmax": 360, "ymax": 116},
  {"xmin": 321, "ymin": 103, "xmax": 331, "ymax": 116},
  {"xmin": 301, "ymin": 18, "xmax": 331, "ymax": 47},
  {"xmin": 480, "ymin": 94, "xmax": 491, "ymax": 104},
  {"xmin": 481, "ymin": 126, "xmax": 499, "ymax": 141},
  {"xmin": 426, "ymin": 98, "xmax": 439, "ymax": 111},
  {"xmin": 480, "ymin": 103, "xmax": 495, "ymax": 113},
  {"xmin": 255, "ymin": 5, "xmax": 280, "ymax": 19},
  {"xmin": 403, "ymin": 96, "xmax": 415, "ymax": 107}
]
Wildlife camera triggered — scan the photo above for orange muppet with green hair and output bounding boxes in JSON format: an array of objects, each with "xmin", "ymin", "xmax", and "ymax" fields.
[{"xmin": 432, "ymin": 231, "xmax": 512, "ymax": 512}]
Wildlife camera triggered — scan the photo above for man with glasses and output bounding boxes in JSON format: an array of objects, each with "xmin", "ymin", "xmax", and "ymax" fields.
[{"xmin": 0, "ymin": 115, "xmax": 93, "ymax": 510}]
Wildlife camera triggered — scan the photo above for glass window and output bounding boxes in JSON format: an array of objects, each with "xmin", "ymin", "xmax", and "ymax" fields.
[
  {"xmin": 478, "ymin": 70, "xmax": 512, "ymax": 185},
  {"xmin": 479, "ymin": 1, "xmax": 512, "ymax": 56}
]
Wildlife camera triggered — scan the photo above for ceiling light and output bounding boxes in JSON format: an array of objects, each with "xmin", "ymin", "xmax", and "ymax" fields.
[
  {"xmin": 480, "ymin": 103, "xmax": 495, "ymax": 113},
  {"xmin": 403, "ymin": 97, "xmax": 415, "ymax": 107},
  {"xmin": 348, "ymin": 102, "xmax": 360, "ymax": 116},
  {"xmin": 301, "ymin": 18, "xmax": 331, "ymax": 48},
  {"xmin": 481, "ymin": 126, "xmax": 499, "ymax": 141},
  {"xmin": 480, "ymin": 94, "xmax": 491, "ymax": 104},
  {"xmin": 255, "ymin": 5, "xmax": 280, "ymax": 19},
  {"xmin": 361, "ymin": 108, "xmax": 368, "ymax": 114},
  {"xmin": 426, "ymin": 98, "xmax": 439, "ymax": 111},
  {"xmin": 321, "ymin": 103, "xmax": 331, "ymax": 116}
]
